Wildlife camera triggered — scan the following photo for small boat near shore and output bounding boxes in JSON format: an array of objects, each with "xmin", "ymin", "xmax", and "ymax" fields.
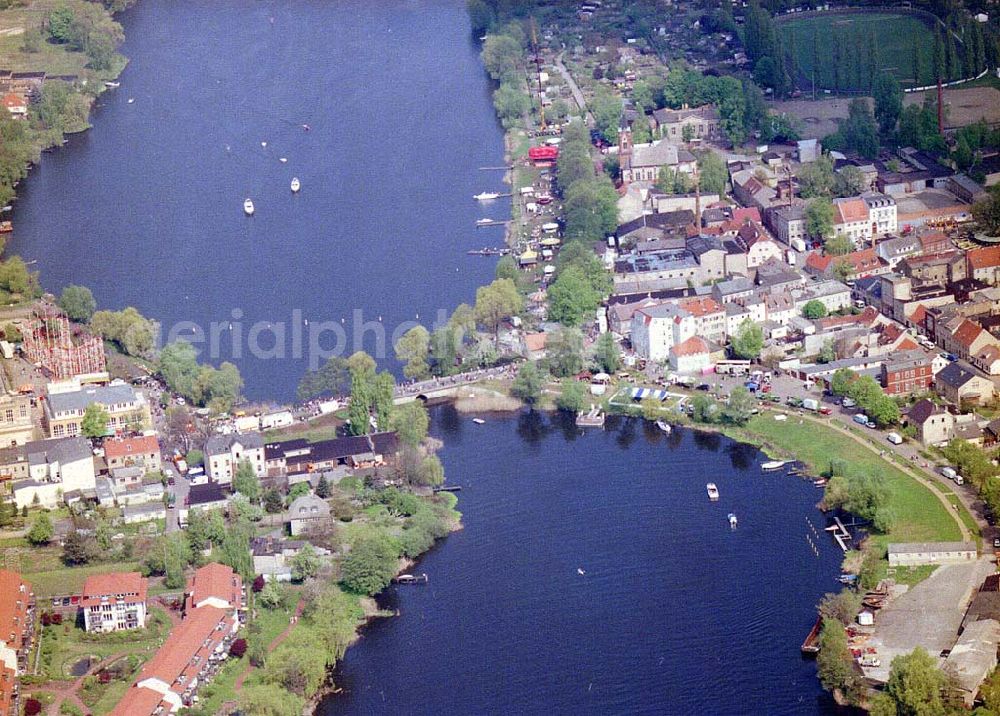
[
  {"xmin": 393, "ymin": 573, "xmax": 428, "ymax": 585},
  {"xmin": 243, "ymin": 198, "xmax": 254, "ymax": 216},
  {"xmin": 761, "ymin": 460, "xmax": 787, "ymax": 471},
  {"xmin": 104, "ymin": 81, "xmax": 120, "ymax": 88},
  {"xmin": 472, "ymin": 418, "xmax": 485, "ymax": 425},
  {"xmin": 706, "ymin": 483, "xmax": 719, "ymax": 501},
  {"xmin": 474, "ymin": 191, "xmax": 499, "ymax": 201},
  {"xmin": 655, "ymin": 420, "xmax": 671, "ymax": 434},
  {"xmin": 0, "ymin": 221, "xmax": 12, "ymax": 233},
  {"xmin": 801, "ymin": 615, "xmax": 823, "ymax": 655}
]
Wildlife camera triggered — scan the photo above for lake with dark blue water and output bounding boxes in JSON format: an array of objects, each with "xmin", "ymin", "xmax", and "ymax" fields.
[
  {"xmin": 10, "ymin": 0, "xmax": 505, "ymax": 401},
  {"xmin": 10, "ymin": 2, "xmax": 842, "ymax": 712},
  {"xmin": 321, "ymin": 407, "xmax": 842, "ymax": 715}
]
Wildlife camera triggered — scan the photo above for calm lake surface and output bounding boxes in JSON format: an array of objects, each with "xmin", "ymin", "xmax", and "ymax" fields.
[
  {"xmin": 13, "ymin": 2, "xmax": 843, "ymax": 711},
  {"xmin": 321, "ymin": 407, "xmax": 842, "ymax": 715},
  {"xmin": 9, "ymin": 0, "xmax": 505, "ymax": 400}
]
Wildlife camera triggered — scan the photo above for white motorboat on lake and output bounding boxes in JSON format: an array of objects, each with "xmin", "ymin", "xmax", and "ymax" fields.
[
  {"xmin": 243, "ymin": 198, "xmax": 255, "ymax": 216},
  {"xmin": 474, "ymin": 192, "xmax": 499, "ymax": 201},
  {"xmin": 472, "ymin": 418, "xmax": 485, "ymax": 425},
  {"xmin": 290, "ymin": 177, "xmax": 301, "ymax": 193},
  {"xmin": 728, "ymin": 513, "xmax": 738, "ymax": 528},
  {"xmin": 761, "ymin": 460, "xmax": 787, "ymax": 471},
  {"xmin": 706, "ymin": 483, "xmax": 719, "ymax": 501},
  {"xmin": 655, "ymin": 420, "xmax": 671, "ymax": 434}
]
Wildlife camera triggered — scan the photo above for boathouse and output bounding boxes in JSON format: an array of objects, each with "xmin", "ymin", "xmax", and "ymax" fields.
[{"xmin": 887, "ymin": 541, "xmax": 978, "ymax": 567}]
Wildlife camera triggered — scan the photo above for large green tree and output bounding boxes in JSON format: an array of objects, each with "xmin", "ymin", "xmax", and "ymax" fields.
[
  {"xmin": 395, "ymin": 325, "xmax": 431, "ymax": 380},
  {"xmin": 474, "ymin": 278, "xmax": 522, "ymax": 344},
  {"xmin": 80, "ymin": 403, "xmax": 109, "ymax": 438},
  {"xmin": 731, "ymin": 319, "xmax": 764, "ymax": 360},
  {"xmin": 511, "ymin": 361, "xmax": 545, "ymax": 407},
  {"xmin": 58, "ymin": 285, "xmax": 97, "ymax": 323},
  {"xmin": 806, "ymin": 198, "xmax": 835, "ymax": 241},
  {"xmin": 546, "ymin": 266, "xmax": 600, "ymax": 328}
]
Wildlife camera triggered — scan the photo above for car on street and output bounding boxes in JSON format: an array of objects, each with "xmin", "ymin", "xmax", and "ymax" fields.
[
  {"xmin": 818, "ymin": 407, "xmax": 832, "ymax": 415},
  {"xmin": 842, "ymin": 397, "xmax": 856, "ymax": 408}
]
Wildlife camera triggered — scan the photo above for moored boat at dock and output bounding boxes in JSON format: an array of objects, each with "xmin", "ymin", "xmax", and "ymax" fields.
[
  {"xmin": 801, "ymin": 615, "xmax": 823, "ymax": 655},
  {"xmin": 655, "ymin": 420, "xmax": 671, "ymax": 434},
  {"xmin": 706, "ymin": 483, "xmax": 719, "ymax": 501},
  {"xmin": 761, "ymin": 460, "xmax": 787, "ymax": 471},
  {"xmin": 473, "ymin": 191, "xmax": 499, "ymax": 201},
  {"xmin": 0, "ymin": 221, "xmax": 12, "ymax": 233}
]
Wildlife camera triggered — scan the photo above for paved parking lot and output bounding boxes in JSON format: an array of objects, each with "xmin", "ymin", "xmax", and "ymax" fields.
[{"xmin": 863, "ymin": 557, "xmax": 995, "ymax": 682}]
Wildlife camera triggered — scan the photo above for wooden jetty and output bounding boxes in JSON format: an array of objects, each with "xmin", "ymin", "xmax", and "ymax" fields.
[
  {"xmin": 467, "ymin": 247, "xmax": 510, "ymax": 256},
  {"xmin": 823, "ymin": 515, "xmax": 852, "ymax": 552},
  {"xmin": 478, "ymin": 165, "xmax": 513, "ymax": 171},
  {"xmin": 801, "ymin": 615, "xmax": 823, "ymax": 655},
  {"xmin": 433, "ymin": 486, "xmax": 462, "ymax": 493},
  {"xmin": 576, "ymin": 407, "xmax": 606, "ymax": 428},
  {"xmin": 393, "ymin": 573, "xmax": 429, "ymax": 585},
  {"xmin": 475, "ymin": 219, "xmax": 510, "ymax": 228}
]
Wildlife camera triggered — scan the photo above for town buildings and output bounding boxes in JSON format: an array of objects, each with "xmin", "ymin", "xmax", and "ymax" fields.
[
  {"xmin": 81, "ymin": 572, "xmax": 148, "ymax": 633},
  {"xmin": 0, "ymin": 571, "xmax": 31, "ymax": 716},
  {"xmin": 204, "ymin": 433, "xmax": 265, "ymax": 483},
  {"xmin": 111, "ymin": 564, "xmax": 243, "ymax": 715},
  {"xmin": 103, "ymin": 434, "xmax": 162, "ymax": 473},
  {"xmin": 43, "ymin": 383, "xmax": 151, "ymax": 438},
  {"xmin": 8, "ymin": 437, "xmax": 96, "ymax": 508}
]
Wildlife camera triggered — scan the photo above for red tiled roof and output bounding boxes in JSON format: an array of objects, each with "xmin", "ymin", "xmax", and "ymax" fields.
[
  {"xmin": 108, "ymin": 684, "xmax": 168, "ymax": 716},
  {"xmin": 0, "ymin": 570, "xmax": 30, "ymax": 651},
  {"xmin": 131, "ymin": 605, "xmax": 232, "ymax": 694},
  {"xmin": 186, "ymin": 563, "xmax": 241, "ymax": 610},
  {"xmin": 103, "ymin": 435, "xmax": 160, "ymax": 461},
  {"xmin": 670, "ymin": 335, "xmax": 710, "ymax": 357},
  {"xmin": 805, "ymin": 251, "xmax": 833, "ymax": 272},
  {"xmin": 678, "ymin": 296, "xmax": 722, "ymax": 318},
  {"xmin": 81, "ymin": 572, "xmax": 148, "ymax": 608},
  {"xmin": 897, "ymin": 337, "xmax": 920, "ymax": 351},
  {"xmin": 968, "ymin": 246, "xmax": 1000, "ymax": 271},
  {"xmin": 908, "ymin": 304, "xmax": 928, "ymax": 325},
  {"xmin": 1, "ymin": 93, "xmax": 23, "ymax": 109},
  {"xmin": 833, "ymin": 197, "xmax": 869, "ymax": 224},
  {"xmin": 732, "ymin": 207, "xmax": 761, "ymax": 225},
  {"xmin": 952, "ymin": 319, "xmax": 987, "ymax": 350}
]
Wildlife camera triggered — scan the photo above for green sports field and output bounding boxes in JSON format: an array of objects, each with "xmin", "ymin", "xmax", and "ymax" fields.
[{"xmin": 779, "ymin": 12, "xmax": 938, "ymax": 90}]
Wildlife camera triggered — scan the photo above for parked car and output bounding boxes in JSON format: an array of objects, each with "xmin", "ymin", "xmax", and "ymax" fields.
[
  {"xmin": 842, "ymin": 397, "xmax": 856, "ymax": 408},
  {"xmin": 941, "ymin": 466, "xmax": 958, "ymax": 480},
  {"xmin": 818, "ymin": 407, "xmax": 833, "ymax": 415},
  {"xmin": 886, "ymin": 432, "xmax": 903, "ymax": 445},
  {"xmin": 852, "ymin": 413, "xmax": 870, "ymax": 425}
]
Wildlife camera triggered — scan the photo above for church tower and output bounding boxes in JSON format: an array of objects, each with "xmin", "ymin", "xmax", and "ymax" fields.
[{"xmin": 618, "ymin": 112, "xmax": 633, "ymax": 186}]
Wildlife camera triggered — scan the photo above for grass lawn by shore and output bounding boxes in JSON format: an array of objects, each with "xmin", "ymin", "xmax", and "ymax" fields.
[{"xmin": 735, "ymin": 414, "xmax": 964, "ymax": 544}]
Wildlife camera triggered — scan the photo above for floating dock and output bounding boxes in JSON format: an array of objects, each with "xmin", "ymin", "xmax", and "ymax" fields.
[
  {"xmin": 576, "ymin": 407, "xmax": 606, "ymax": 427},
  {"xmin": 824, "ymin": 515, "xmax": 852, "ymax": 552}
]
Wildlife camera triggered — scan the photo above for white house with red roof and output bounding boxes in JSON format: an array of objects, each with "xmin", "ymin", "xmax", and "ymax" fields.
[
  {"xmin": 81, "ymin": 572, "xmax": 148, "ymax": 633},
  {"xmin": 1, "ymin": 93, "xmax": 26, "ymax": 119},
  {"xmin": 669, "ymin": 336, "xmax": 713, "ymax": 374},
  {"xmin": 103, "ymin": 434, "xmax": 161, "ymax": 472},
  {"xmin": 110, "ymin": 563, "xmax": 243, "ymax": 715},
  {"xmin": 833, "ymin": 197, "xmax": 872, "ymax": 245}
]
